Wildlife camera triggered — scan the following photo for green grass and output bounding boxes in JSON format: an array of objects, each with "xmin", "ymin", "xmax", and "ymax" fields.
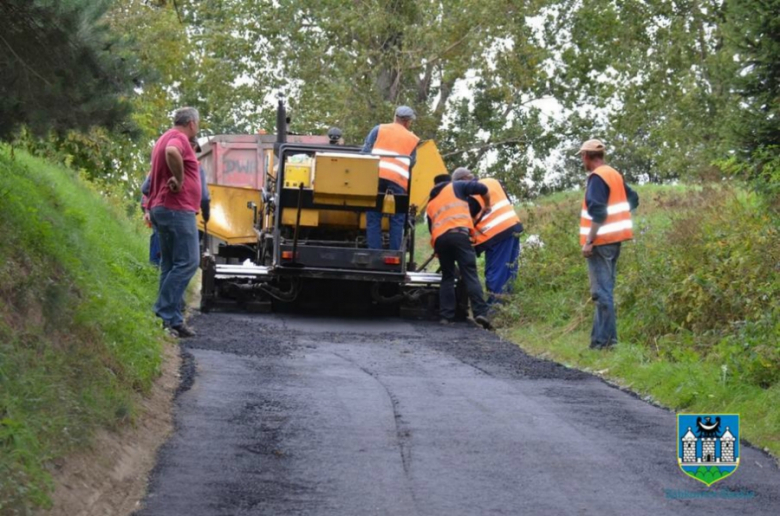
[
  {"xmin": 0, "ymin": 145, "xmax": 165, "ymax": 512},
  {"xmin": 486, "ymin": 182, "xmax": 780, "ymax": 459}
]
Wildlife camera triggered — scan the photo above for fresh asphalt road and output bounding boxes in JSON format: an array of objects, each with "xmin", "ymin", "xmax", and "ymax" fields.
[{"xmin": 137, "ymin": 313, "xmax": 780, "ymax": 516}]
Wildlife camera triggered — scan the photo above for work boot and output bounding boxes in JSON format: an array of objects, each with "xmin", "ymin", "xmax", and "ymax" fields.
[
  {"xmin": 474, "ymin": 315, "xmax": 493, "ymax": 331},
  {"xmin": 167, "ymin": 323, "xmax": 197, "ymax": 338}
]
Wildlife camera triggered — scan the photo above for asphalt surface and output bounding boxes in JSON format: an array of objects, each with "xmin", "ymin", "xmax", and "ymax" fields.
[{"xmin": 137, "ymin": 313, "xmax": 780, "ymax": 515}]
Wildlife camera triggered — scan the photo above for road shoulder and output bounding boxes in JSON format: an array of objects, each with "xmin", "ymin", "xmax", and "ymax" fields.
[{"xmin": 40, "ymin": 342, "xmax": 181, "ymax": 516}]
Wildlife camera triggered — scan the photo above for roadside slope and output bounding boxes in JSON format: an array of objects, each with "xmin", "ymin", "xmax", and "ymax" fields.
[
  {"xmin": 497, "ymin": 184, "xmax": 780, "ymax": 458},
  {"xmin": 0, "ymin": 146, "xmax": 168, "ymax": 512}
]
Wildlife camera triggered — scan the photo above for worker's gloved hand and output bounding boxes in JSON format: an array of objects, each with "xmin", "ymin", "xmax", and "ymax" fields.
[{"xmin": 201, "ymin": 203, "xmax": 210, "ymax": 223}]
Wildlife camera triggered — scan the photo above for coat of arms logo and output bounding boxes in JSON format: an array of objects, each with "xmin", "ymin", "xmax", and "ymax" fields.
[{"xmin": 677, "ymin": 413, "xmax": 740, "ymax": 486}]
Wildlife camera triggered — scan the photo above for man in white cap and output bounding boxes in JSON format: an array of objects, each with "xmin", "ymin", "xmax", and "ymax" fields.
[
  {"xmin": 577, "ymin": 139, "xmax": 639, "ymax": 349},
  {"xmin": 362, "ymin": 106, "xmax": 419, "ymax": 250}
]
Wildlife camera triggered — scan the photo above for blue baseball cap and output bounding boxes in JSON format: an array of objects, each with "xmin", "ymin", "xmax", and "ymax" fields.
[{"xmin": 395, "ymin": 105, "xmax": 416, "ymax": 120}]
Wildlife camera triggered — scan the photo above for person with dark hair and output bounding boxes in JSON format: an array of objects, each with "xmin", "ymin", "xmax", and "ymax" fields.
[
  {"xmin": 451, "ymin": 167, "xmax": 523, "ymax": 304},
  {"xmin": 362, "ymin": 106, "xmax": 419, "ymax": 250},
  {"xmin": 426, "ymin": 174, "xmax": 492, "ymax": 329},
  {"xmin": 576, "ymin": 139, "xmax": 639, "ymax": 349},
  {"xmin": 146, "ymin": 107, "xmax": 202, "ymax": 338}
]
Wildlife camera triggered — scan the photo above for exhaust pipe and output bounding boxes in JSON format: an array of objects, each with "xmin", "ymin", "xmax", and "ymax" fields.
[{"xmin": 274, "ymin": 98, "xmax": 287, "ymax": 157}]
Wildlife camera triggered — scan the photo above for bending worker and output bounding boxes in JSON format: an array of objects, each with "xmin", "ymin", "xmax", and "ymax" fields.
[
  {"xmin": 451, "ymin": 168, "xmax": 523, "ymax": 304},
  {"xmin": 426, "ymin": 173, "xmax": 492, "ymax": 329},
  {"xmin": 362, "ymin": 106, "xmax": 419, "ymax": 250}
]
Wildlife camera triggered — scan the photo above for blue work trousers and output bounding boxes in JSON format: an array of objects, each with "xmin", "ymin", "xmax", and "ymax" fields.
[
  {"xmin": 484, "ymin": 235, "xmax": 521, "ymax": 304},
  {"xmin": 586, "ymin": 242, "xmax": 622, "ymax": 348},
  {"xmin": 366, "ymin": 181, "xmax": 405, "ymax": 250},
  {"xmin": 150, "ymin": 206, "xmax": 200, "ymax": 327}
]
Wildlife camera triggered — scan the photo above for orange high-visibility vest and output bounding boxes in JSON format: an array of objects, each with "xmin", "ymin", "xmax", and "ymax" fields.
[
  {"xmin": 427, "ymin": 183, "xmax": 474, "ymax": 246},
  {"xmin": 473, "ymin": 178, "xmax": 521, "ymax": 246},
  {"xmin": 580, "ymin": 165, "xmax": 634, "ymax": 246},
  {"xmin": 371, "ymin": 123, "xmax": 419, "ymax": 191}
]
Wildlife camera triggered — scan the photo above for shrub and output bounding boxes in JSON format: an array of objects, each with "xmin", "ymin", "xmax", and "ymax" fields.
[{"xmin": 507, "ymin": 184, "xmax": 779, "ymax": 389}]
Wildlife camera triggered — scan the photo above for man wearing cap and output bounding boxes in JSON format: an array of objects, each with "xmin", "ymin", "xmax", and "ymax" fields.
[
  {"xmin": 451, "ymin": 168, "xmax": 523, "ymax": 304},
  {"xmin": 362, "ymin": 106, "xmax": 420, "ymax": 250},
  {"xmin": 426, "ymin": 173, "xmax": 492, "ymax": 329},
  {"xmin": 577, "ymin": 139, "xmax": 639, "ymax": 349}
]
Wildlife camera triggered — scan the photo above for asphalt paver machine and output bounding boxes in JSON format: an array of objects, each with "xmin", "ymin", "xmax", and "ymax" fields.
[{"xmin": 198, "ymin": 100, "xmax": 443, "ymax": 316}]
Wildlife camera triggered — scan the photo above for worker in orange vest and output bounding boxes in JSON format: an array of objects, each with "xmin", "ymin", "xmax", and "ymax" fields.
[
  {"xmin": 362, "ymin": 106, "xmax": 419, "ymax": 250},
  {"xmin": 577, "ymin": 139, "xmax": 639, "ymax": 350},
  {"xmin": 426, "ymin": 174, "xmax": 492, "ymax": 329},
  {"xmin": 451, "ymin": 168, "xmax": 523, "ymax": 304}
]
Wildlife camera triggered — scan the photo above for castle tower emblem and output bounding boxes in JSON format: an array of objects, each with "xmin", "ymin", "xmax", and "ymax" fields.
[{"xmin": 677, "ymin": 414, "xmax": 740, "ymax": 486}]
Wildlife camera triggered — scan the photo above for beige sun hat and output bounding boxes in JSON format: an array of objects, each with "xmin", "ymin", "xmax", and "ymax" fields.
[{"xmin": 574, "ymin": 139, "xmax": 606, "ymax": 157}]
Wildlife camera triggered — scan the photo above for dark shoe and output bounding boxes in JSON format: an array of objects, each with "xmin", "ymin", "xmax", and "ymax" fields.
[
  {"xmin": 589, "ymin": 341, "xmax": 615, "ymax": 350},
  {"xmin": 439, "ymin": 318, "xmax": 454, "ymax": 325},
  {"xmin": 474, "ymin": 315, "xmax": 493, "ymax": 330},
  {"xmin": 169, "ymin": 324, "xmax": 196, "ymax": 338}
]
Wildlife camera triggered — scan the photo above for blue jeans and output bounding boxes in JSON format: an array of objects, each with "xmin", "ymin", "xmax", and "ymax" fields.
[
  {"xmin": 149, "ymin": 230, "xmax": 161, "ymax": 267},
  {"xmin": 484, "ymin": 234, "xmax": 521, "ymax": 304},
  {"xmin": 586, "ymin": 243, "xmax": 622, "ymax": 347},
  {"xmin": 366, "ymin": 181, "xmax": 405, "ymax": 250},
  {"xmin": 150, "ymin": 206, "xmax": 200, "ymax": 327}
]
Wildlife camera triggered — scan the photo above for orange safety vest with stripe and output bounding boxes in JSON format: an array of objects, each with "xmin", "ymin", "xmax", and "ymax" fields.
[
  {"xmin": 580, "ymin": 165, "xmax": 634, "ymax": 246},
  {"xmin": 427, "ymin": 183, "xmax": 474, "ymax": 247},
  {"xmin": 473, "ymin": 178, "xmax": 521, "ymax": 247},
  {"xmin": 371, "ymin": 123, "xmax": 420, "ymax": 191}
]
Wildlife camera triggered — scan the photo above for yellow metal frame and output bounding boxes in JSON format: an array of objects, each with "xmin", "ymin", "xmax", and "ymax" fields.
[
  {"xmin": 312, "ymin": 152, "xmax": 379, "ymax": 207},
  {"xmin": 200, "ymin": 141, "xmax": 445, "ymax": 244},
  {"xmin": 197, "ymin": 184, "xmax": 262, "ymax": 244},
  {"xmin": 409, "ymin": 140, "xmax": 448, "ymax": 210}
]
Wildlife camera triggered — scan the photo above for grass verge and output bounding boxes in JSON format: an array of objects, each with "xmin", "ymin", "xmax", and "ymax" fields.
[
  {"xmin": 492, "ymin": 183, "xmax": 779, "ymax": 459},
  {"xmin": 0, "ymin": 145, "xmax": 165, "ymax": 512}
]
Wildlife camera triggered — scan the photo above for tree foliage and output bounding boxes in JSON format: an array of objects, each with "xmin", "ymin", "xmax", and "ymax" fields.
[
  {"xmin": 0, "ymin": 0, "xmax": 140, "ymax": 140},
  {"xmin": 3, "ymin": 0, "xmax": 778, "ymax": 200},
  {"xmin": 165, "ymin": 0, "xmax": 562, "ymax": 197},
  {"xmin": 727, "ymin": 0, "xmax": 780, "ymax": 153},
  {"xmin": 544, "ymin": 0, "xmax": 741, "ymax": 184}
]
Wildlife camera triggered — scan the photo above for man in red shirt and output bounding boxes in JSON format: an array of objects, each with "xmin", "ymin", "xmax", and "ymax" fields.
[{"xmin": 148, "ymin": 107, "xmax": 202, "ymax": 338}]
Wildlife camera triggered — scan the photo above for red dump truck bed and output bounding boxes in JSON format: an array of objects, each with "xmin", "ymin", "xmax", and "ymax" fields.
[{"xmin": 199, "ymin": 134, "xmax": 330, "ymax": 189}]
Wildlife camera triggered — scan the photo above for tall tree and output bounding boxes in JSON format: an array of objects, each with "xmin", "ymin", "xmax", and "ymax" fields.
[
  {"xmin": 0, "ymin": 0, "xmax": 140, "ymax": 140},
  {"xmin": 726, "ymin": 0, "xmax": 780, "ymax": 154},
  {"xmin": 166, "ymin": 0, "xmax": 561, "ymax": 198},
  {"xmin": 544, "ymin": 0, "xmax": 739, "ymax": 183}
]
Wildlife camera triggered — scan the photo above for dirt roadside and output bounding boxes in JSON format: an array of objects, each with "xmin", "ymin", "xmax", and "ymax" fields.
[{"xmin": 39, "ymin": 341, "xmax": 181, "ymax": 516}]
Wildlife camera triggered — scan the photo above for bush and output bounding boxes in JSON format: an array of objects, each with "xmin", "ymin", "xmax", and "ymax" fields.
[{"xmin": 508, "ymin": 184, "xmax": 779, "ymax": 389}]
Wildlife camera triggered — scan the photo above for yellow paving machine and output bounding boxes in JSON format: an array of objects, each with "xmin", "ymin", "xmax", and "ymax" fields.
[{"xmin": 198, "ymin": 100, "xmax": 444, "ymax": 316}]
